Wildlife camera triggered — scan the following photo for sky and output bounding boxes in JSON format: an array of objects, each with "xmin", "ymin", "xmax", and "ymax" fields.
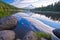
[
  {"xmin": 2, "ymin": 0, "xmax": 14, "ymax": 3},
  {"xmin": 2, "ymin": 0, "xmax": 59, "ymax": 8}
]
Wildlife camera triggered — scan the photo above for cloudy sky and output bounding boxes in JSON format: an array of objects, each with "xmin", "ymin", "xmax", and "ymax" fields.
[{"xmin": 3, "ymin": 0, "xmax": 59, "ymax": 8}]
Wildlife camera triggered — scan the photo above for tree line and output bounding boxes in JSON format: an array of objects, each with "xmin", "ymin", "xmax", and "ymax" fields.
[
  {"xmin": 30, "ymin": 1, "xmax": 60, "ymax": 20},
  {"xmin": 32, "ymin": 1, "xmax": 60, "ymax": 12}
]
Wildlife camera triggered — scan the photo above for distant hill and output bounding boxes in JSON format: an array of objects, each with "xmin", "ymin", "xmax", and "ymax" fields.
[{"xmin": 0, "ymin": 0, "xmax": 22, "ymax": 18}]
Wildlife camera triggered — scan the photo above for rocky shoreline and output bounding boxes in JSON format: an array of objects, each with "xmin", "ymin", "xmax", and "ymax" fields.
[{"xmin": 0, "ymin": 16, "xmax": 52, "ymax": 40}]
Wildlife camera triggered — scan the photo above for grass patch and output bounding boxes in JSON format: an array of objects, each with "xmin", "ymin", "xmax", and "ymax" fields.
[
  {"xmin": 35, "ymin": 32, "xmax": 52, "ymax": 40},
  {"xmin": 0, "ymin": 0, "xmax": 22, "ymax": 19}
]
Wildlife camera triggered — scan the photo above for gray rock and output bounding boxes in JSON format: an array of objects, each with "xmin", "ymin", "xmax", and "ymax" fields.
[
  {"xmin": 53, "ymin": 29, "xmax": 60, "ymax": 39},
  {"xmin": 41, "ymin": 38, "xmax": 47, "ymax": 40},
  {"xmin": 0, "ymin": 30, "xmax": 15, "ymax": 40},
  {"xmin": 0, "ymin": 16, "xmax": 18, "ymax": 30},
  {"xmin": 22, "ymin": 31, "xmax": 37, "ymax": 40},
  {"xmin": 16, "ymin": 39, "xmax": 21, "ymax": 40}
]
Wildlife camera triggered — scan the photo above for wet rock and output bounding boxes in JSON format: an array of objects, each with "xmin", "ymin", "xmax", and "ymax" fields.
[
  {"xmin": 0, "ymin": 16, "xmax": 18, "ymax": 30},
  {"xmin": 53, "ymin": 29, "xmax": 60, "ymax": 39},
  {"xmin": 0, "ymin": 30, "xmax": 15, "ymax": 40},
  {"xmin": 22, "ymin": 31, "xmax": 37, "ymax": 40}
]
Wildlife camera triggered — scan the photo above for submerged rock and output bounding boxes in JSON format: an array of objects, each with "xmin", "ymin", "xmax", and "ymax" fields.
[
  {"xmin": 0, "ymin": 30, "xmax": 15, "ymax": 40},
  {"xmin": 22, "ymin": 31, "xmax": 37, "ymax": 40},
  {"xmin": 13, "ymin": 17, "xmax": 33, "ymax": 39},
  {"xmin": 0, "ymin": 16, "xmax": 18, "ymax": 30}
]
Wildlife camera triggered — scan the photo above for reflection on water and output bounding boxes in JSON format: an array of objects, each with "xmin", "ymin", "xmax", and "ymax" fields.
[
  {"xmin": 13, "ymin": 12, "xmax": 60, "ymax": 28},
  {"xmin": 12, "ymin": 12, "xmax": 60, "ymax": 40},
  {"xmin": 30, "ymin": 13, "xmax": 60, "ymax": 23},
  {"xmin": 29, "ymin": 12, "xmax": 60, "ymax": 28},
  {"xmin": 33, "ymin": 11, "xmax": 60, "ymax": 21},
  {"xmin": 39, "ymin": 14, "xmax": 60, "ymax": 23}
]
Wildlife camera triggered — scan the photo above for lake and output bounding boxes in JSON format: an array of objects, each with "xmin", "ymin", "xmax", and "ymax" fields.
[
  {"xmin": 13, "ymin": 12, "xmax": 60, "ymax": 28},
  {"xmin": 12, "ymin": 12, "xmax": 60, "ymax": 40}
]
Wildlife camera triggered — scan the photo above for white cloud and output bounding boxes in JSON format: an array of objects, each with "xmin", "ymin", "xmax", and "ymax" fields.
[
  {"xmin": 11, "ymin": 0, "xmax": 37, "ymax": 8},
  {"xmin": 11, "ymin": 0, "xmax": 59, "ymax": 8},
  {"xmin": 32, "ymin": 0, "xmax": 59, "ymax": 7},
  {"xmin": 20, "ymin": 0, "xmax": 38, "ymax": 3}
]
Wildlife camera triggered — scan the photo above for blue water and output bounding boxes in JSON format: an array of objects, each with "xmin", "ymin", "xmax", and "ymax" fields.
[
  {"xmin": 37, "ymin": 18, "xmax": 60, "ymax": 28},
  {"xmin": 13, "ymin": 17, "xmax": 40, "ymax": 38},
  {"xmin": 14, "ymin": 12, "xmax": 60, "ymax": 29},
  {"xmin": 13, "ymin": 12, "xmax": 60, "ymax": 40}
]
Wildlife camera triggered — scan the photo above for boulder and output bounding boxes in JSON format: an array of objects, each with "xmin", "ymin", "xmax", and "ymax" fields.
[
  {"xmin": 22, "ymin": 31, "xmax": 38, "ymax": 40},
  {"xmin": 0, "ymin": 16, "xmax": 18, "ymax": 30},
  {"xmin": 0, "ymin": 30, "xmax": 15, "ymax": 40},
  {"xmin": 53, "ymin": 29, "xmax": 60, "ymax": 39}
]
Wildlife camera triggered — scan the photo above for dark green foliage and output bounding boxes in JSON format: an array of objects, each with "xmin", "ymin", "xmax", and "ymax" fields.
[
  {"xmin": 31, "ymin": 1, "xmax": 60, "ymax": 12},
  {"xmin": 54, "ymin": 2, "xmax": 60, "ymax": 11},
  {"xmin": 30, "ymin": 1, "xmax": 60, "ymax": 20}
]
